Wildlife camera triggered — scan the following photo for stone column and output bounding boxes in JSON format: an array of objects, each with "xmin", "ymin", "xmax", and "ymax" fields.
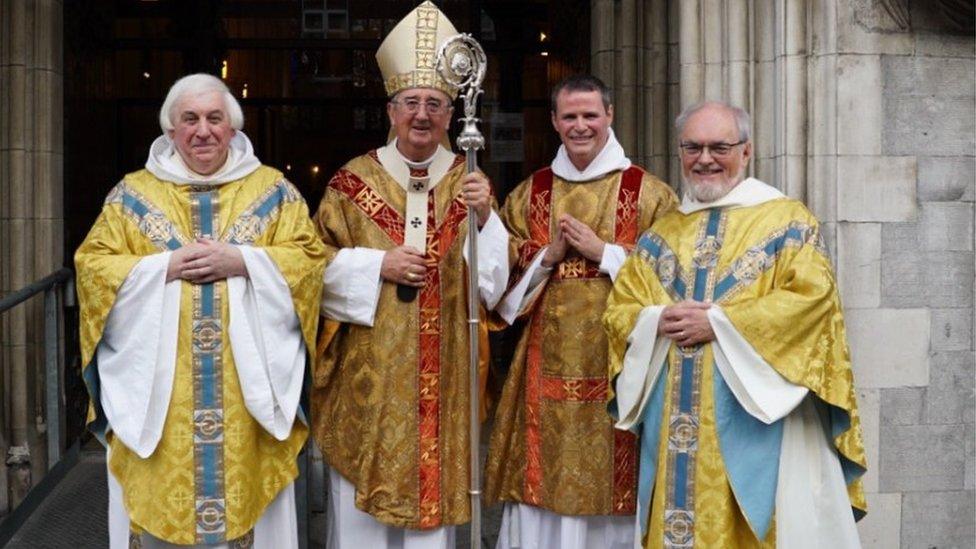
[
  {"xmin": 676, "ymin": 0, "xmax": 807, "ymax": 200},
  {"xmin": 590, "ymin": 0, "xmax": 675, "ymax": 179},
  {"xmin": 0, "ymin": 0, "xmax": 63, "ymax": 512}
]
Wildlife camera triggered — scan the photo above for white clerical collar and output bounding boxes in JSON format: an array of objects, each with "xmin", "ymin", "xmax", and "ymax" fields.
[
  {"xmin": 170, "ymin": 147, "xmax": 236, "ymax": 181},
  {"xmin": 678, "ymin": 177, "xmax": 786, "ymax": 214},
  {"xmin": 551, "ymin": 127, "xmax": 632, "ymax": 182},
  {"xmin": 376, "ymin": 138, "xmax": 455, "ymax": 192},
  {"xmin": 393, "ymin": 139, "xmax": 438, "ymax": 170},
  {"xmin": 145, "ymin": 131, "xmax": 261, "ymax": 185}
]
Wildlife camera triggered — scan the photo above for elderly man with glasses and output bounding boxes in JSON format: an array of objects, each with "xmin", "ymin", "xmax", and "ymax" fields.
[
  {"xmin": 604, "ymin": 101, "xmax": 868, "ymax": 548},
  {"xmin": 310, "ymin": 3, "xmax": 509, "ymax": 548}
]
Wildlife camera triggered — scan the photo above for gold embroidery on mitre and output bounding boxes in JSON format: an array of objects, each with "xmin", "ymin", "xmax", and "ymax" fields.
[{"xmin": 376, "ymin": 1, "xmax": 459, "ymax": 98}]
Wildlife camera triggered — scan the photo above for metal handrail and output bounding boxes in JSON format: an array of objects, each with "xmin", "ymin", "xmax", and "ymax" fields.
[
  {"xmin": 0, "ymin": 267, "xmax": 74, "ymax": 470},
  {"xmin": 0, "ymin": 268, "xmax": 72, "ymax": 313}
]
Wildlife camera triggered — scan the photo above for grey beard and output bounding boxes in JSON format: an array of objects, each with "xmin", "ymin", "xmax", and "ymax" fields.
[
  {"xmin": 682, "ymin": 178, "xmax": 735, "ymax": 203},
  {"xmin": 681, "ymin": 168, "xmax": 747, "ymax": 203}
]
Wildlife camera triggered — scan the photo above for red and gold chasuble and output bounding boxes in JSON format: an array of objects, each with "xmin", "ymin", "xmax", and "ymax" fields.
[
  {"xmin": 485, "ymin": 166, "xmax": 677, "ymax": 516},
  {"xmin": 313, "ymin": 151, "xmax": 482, "ymax": 529}
]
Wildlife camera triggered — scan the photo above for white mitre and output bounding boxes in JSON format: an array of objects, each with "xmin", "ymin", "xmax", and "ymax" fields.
[{"xmin": 376, "ymin": 1, "xmax": 460, "ymax": 100}]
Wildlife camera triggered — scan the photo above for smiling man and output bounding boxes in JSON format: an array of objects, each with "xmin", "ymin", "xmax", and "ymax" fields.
[
  {"xmin": 605, "ymin": 101, "xmax": 867, "ymax": 548},
  {"xmin": 75, "ymin": 73, "xmax": 325, "ymax": 548},
  {"xmin": 484, "ymin": 75, "xmax": 676, "ymax": 549},
  {"xmin": 310, "ymin": 2, "xmax": 509, "ymax": 548}
]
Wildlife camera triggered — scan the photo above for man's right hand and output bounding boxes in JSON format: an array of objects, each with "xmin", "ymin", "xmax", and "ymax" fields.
[
  {"xmin": 166, "ymin": 242, "xmax": 208, "ymax": 282},
  {"xmin": 381, "ymin": 246, "xmax": 427, "ymax": 287},
  {"xmin": 541, "ymin": 227, "xmax": 569, "ymax": 268}
]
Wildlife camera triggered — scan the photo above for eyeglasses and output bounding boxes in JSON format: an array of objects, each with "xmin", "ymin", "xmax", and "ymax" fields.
[
  {"xmin": 679, "ymin": 140, "xmax": 746, "ymax": 158},
  {"xmin": 391, "ymin": 98, "xmax": 449, "ymax": 115}
]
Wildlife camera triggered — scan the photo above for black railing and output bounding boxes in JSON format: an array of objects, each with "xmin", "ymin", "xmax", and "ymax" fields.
[{"xmin": 0, "ymin": 267, "xmax": 73, "ymax": 470}]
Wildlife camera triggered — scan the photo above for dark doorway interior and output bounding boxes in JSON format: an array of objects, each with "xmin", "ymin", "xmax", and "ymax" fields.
[
  {"xmin": 62, "ymin": 0, "xmax": 591, "ymax": 419},
  {"xmin": 63, "ymin": 0, "xmax": 591, "ymax": 256}
]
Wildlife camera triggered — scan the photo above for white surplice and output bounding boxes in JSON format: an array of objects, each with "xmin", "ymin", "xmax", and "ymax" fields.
[{"xmin": 326, "ymin": 468, "xmax": 455, "ymax": 549}]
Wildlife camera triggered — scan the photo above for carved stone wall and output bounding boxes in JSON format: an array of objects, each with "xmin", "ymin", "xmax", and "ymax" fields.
[{"xmin": 592, "ymin": 1, "xmax": 975, "ymax": 547}]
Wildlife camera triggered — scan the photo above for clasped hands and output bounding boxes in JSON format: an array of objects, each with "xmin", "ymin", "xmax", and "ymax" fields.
[
  {"xmin": 166, "ymin": 239, "xmax": 247, "ymax": 283},
  {"xmin": 658, "ymin": 300, "xmax": 716, "ymax": 347},
  {"xmin": 541, "ymin": 214, "xmax": 606, "ymax": 268}
]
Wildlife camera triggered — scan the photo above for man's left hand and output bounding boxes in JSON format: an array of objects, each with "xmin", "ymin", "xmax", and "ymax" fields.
[
  {"xmin": 179, "ymin": 239, "xmax": 248, "ymax": 283},
  {"xmin": 658, "ymin": 300, "xmax": 715, "ymax": 347},
  {"xmin": 558, "ymin": 214, "xmax": 606, "ymax": 263},
  {"xmin": 461, "ymin": 172, "xmax": 492, "ymax": 228}
]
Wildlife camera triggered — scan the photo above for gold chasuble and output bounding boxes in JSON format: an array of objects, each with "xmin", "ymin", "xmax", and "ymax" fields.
[
  {"xmin": 313, "ymin": 150, "xmax": 486, "ymax": 529},
  {"xmin": 484, "ymin": 166, "xmax": 677, "ymax": 516},
  {"xmin": 605, "ymin": 196, "xmax": 867, "ymax": 548},
  {"xmin": 76, "ymin": 166, "xmax": 325, "ymax": 544}
]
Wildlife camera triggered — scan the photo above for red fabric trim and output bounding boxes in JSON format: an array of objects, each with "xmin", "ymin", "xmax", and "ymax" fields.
[
  {"xmin": 328, "ymin": 169, "xmax": 405, "ymax": 245},
  {"xmin": 332, "ymin": 161, "xmax": 472, "ymax": 528},
  {"xmin": 417, "ymin": 188, "xmax": 470, "ymax": 527},
  {"xmin": 614, "ymin": 166, "xmax": 644, "ymax": 246},
  {"xmin": 612, "ymin": 430, "xmax": 638, "ymax": 514},
  {"xmin": 522, "ymin": 310, "xmax": 544, "ymax": 506},
  {"xmin": 528, "ymin": 168, "xmax": 553, "ymax": 244}
]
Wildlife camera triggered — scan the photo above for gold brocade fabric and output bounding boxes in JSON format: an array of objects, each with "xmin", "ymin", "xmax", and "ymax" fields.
[
  {"xmin": 604, "ymin": 197, "xmax": 867, "ymax": 548},
  {"xmin": 75, "ymin": 166, "xmax": 326, "ymax": 544},
  {"xmin": 484, "ymin": 168, "xmax": 677, "ymax": 516},
  {"xmin": 312, "ymin": 151, "xmax": 482, "ymax": 529}
]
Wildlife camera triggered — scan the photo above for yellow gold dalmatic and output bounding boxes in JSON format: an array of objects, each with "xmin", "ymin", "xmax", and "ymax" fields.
[{"xmin": 484, "ymin": 166, "xmax": 677, "ymax": 516}]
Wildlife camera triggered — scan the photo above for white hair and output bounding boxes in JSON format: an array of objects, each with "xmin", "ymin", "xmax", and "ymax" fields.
[
  {"xmin": 674, "ymin": 100, "xmax": 752, "ymax": 142},
  {"xmin": 159, "ymin": 73, "xmax": 244, "ymax": 132}
]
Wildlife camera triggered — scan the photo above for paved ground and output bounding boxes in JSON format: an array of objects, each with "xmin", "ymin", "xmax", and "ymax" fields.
[
  {"xmin": 2, "ymin": 450, "xmax": 502, "ymax": 548},
  {"xmin": 5, "ymin": 452, "xmax": 109, "ymax": 548}
]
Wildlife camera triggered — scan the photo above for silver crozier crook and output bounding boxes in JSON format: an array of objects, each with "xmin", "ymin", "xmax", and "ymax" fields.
[{"xmin": 435, "ymin": 33, "xmax": 487, "ymax": 549}]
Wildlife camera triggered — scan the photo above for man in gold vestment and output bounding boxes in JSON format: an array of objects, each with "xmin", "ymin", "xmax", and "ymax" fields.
[
  {"xmin": 484, "ymin": 75, "xmax": 677, "ymax": 549},
  {"xmin": 605, "ymin": 101, "xmax": 867, "ymax": 548},
  {"xmin": 75, "ymin": 73, "xmax": 325, "ymax": 548},
  {"xmin": 311, "ymin": 3, "xmax": 509, "ymax": 548}
]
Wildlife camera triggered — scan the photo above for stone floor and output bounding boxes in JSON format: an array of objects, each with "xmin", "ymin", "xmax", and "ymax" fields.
[
  {"xmin": 4, "ymin": 452, "xmax": 109, "ymax": 548},
  {"xmin": 1, "ymin": 450, "xmax": 503, "ymax": 548}
]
